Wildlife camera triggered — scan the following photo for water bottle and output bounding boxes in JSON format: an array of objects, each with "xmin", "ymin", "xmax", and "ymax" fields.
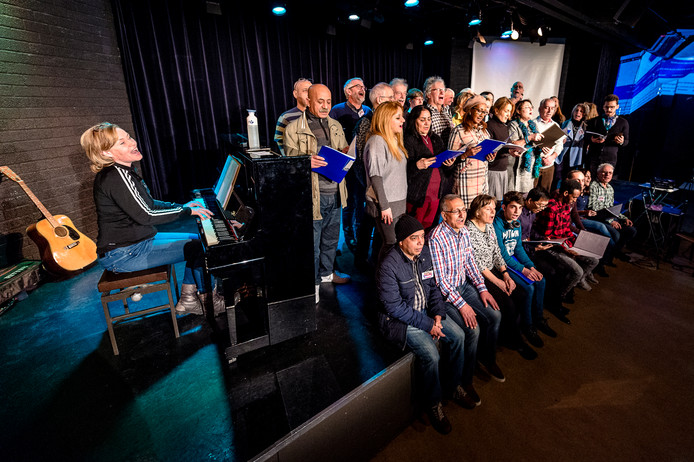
[{"xmin": 247, "ymin": 109, "xmax": 260, "ymax": 149}]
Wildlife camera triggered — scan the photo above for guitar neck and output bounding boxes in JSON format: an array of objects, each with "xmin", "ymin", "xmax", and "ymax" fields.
[{"xmin": 14, "ymin": 178, "xmax": 59, "ymax": 228}]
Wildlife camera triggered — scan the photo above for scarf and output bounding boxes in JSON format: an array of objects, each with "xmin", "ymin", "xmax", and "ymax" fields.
[{"xmin": 517, "ymin": 119, "xmax": 542, "ymax": 178}]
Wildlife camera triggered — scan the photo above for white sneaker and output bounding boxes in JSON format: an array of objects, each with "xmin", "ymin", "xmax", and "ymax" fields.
[
  {"xmin": 320, "ymin": 273, "xmax": 333, "ymax": 283},
  {"xmin": 315, "ymin": 284, "xmax": 320, "ymax": 304}
]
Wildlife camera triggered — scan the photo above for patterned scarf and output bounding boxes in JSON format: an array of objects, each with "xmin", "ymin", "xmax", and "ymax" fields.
[{"xmin": 517, "ymin": 119, "xmax": 542, "ymax": 178}]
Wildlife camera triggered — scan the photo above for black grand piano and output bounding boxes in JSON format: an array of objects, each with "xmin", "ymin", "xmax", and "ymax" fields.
[{"xmin": 192, "ymin": 146, "xmax": 315, "ymax": 362}]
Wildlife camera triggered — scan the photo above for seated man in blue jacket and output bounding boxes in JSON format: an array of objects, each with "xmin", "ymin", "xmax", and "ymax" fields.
[
  {"xmin": 494, "ymin": 191, "xmax": 558, "ymax": 349},
  {"xmin": 376, "ymin": 215, "xmax": 480, "ymax": 435}
]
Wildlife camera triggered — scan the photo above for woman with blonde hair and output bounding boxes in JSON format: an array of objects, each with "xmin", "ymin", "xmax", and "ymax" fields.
[
  {"xmin": 364, "ymin": 101, "xmax": 408, "ymax": 259},
  {"xmin": 452, "ymin": 89, "xmax": 476, "ymax": 125},
  {"xmin": 81, "ymin": 122, "xmax": 225, "ymax": 315}
]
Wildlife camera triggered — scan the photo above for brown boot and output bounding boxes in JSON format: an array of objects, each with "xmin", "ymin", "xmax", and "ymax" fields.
[{"xmin": 175, "ymin": 284, "xmax": 203, "ymax": 315}]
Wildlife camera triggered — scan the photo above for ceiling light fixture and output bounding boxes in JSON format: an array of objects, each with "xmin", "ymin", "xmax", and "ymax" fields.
[
  {"xmin": 404, "ymin": 0, "xmax": 419, "ymax": 7},
  {"xmin": 271, "ymin": 6, "xmax": 286, "ymax": 16},
  {"xmin": 424, "ymin": 39, "xmax": 434, "ymax": 46},
  {"xmin": 469, "ymin": 15, "xmax": 482, "ymax": 27},
  {"xmin": 349, "ymin": 14, "xmax": 360, "ymax": 21}
]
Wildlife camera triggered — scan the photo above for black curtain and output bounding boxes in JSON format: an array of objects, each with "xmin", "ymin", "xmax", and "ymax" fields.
[{"xmin": 111, "ymin": 0, "xmax": 451, "ymax": 201}]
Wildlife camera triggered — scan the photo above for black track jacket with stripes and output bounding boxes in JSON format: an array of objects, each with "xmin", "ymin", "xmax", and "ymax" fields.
[{"xmin": 93, "ymin": 164, "xmax": 190, "ymax": 254}]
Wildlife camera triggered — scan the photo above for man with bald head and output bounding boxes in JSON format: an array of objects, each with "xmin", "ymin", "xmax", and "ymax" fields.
[
  {"xmin": 284, "ymin": 84, "xmax": 351, "ymax": 302},
  {"xmin": 274, "ymin": 77, "xmax": 312, "ymax": 155}
]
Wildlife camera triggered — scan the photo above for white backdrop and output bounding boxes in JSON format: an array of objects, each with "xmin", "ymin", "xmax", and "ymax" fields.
[{"xmin": 471, "ymin": 41, "xmax": 565, "ymax": 112}]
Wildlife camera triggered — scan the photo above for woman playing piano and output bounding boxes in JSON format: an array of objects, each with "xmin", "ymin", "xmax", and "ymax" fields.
[{"xmin": 81, "ymin": 122, "xmax": 217, "ymax": 314}]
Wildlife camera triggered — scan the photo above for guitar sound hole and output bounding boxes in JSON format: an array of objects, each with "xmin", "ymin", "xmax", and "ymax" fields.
[{"xmin": 54, "ymin": 226, "xmax": 68, "ymax": 238}]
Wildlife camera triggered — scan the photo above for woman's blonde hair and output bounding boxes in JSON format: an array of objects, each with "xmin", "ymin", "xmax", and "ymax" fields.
[
  {"xmin": 367, "ymin": 101, "xmax": 407, "ymax": 162},
  {"xmin": 80, "ymin": 122, "xmax": 120, "ymax": 173}
]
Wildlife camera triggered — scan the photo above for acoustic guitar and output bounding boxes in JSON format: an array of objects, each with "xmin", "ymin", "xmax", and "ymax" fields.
[{"xmin": 1, "ymin": 166, "xmax": 97, "ymax": 274}]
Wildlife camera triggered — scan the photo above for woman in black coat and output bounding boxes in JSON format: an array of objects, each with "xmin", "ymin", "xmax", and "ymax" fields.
[{"xmin": 404, "ymin": 105, "xmax": 455, "ymax": 229}]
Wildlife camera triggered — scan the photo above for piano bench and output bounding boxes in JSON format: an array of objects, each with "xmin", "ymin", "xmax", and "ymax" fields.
[{"xmin": 98, "ymin": 264, "xmax": 180, "ymax": 355}]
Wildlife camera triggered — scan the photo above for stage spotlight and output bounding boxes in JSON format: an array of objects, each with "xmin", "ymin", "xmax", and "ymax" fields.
[
  {"xmin": 501, "ymin": 29, "xmax": 512, "ymax": 39},
  {"xmin": 469, "ymin": 15, "xmax": 481, "ymax": 27},
  {"xmin": 404, "ymin": 0, "xmax": 419, "ymax": 7},
  {"xmin": 537, "ymin": 27, "xmax": 543, "ymax": 37},
  {"xmin": 511, "ymin": 29, "xmax": 519, "ymax": 40},
  {"xmin": 272, "ymin": 6, "xmax": 286, "ymax": 16},
  {"xmin": 349, "ymin": 14, "xmax": 360, "ymax": 21},
  {"xmin": 424, "ymin": 39, "xmax": 434, "ymax": 46}
]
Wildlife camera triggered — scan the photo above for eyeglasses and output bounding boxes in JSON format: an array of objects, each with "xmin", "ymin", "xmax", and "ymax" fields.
[
  {"xmin": 472, "ymin": 108, "xmax": 489, "ymax": 116},
  {"xmin": 443, "ymin": 208, "xmax": 467, "ymax": 215},
  {"xmin": 348, "ymin": 84, "xmax": 366, "ymax": 91},
  {"xmin": 377, "ymin": 95, "xmax": 395, "ymax": 102}
]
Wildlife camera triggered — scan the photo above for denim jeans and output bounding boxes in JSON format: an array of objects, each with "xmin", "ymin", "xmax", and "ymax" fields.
[
  {"xmin": 406, "ymin": 308, "xmax": 473, "ymax": 407},
  {"xmin": 446, "ymin": 280, "xmax": 500, "ymax": 367},
  {"xmin": 604, "ymin": 221, "xmax": 637, "ymax": 252},
  {"xmin": 508, "ymin": 271, "xmax": 546, "ymax": 327},
  {"xmin": 313, "ymin": 193, "xmax": 342, "ymax": 284},
  {"xmin": 98, "ymin": 232, "xmax": 207, "ymax": 292}
]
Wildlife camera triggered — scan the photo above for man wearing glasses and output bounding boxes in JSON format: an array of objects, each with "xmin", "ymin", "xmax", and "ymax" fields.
[
  {"xmin": 429, "ymin": 194, "xmax": 506, "ymax": 384},
  {"xmin": 329, "ymin": 77, "xmax": 371, "ymax": 144},
  {"xmin": 423, "ymin": 76, "xmax": 453, "ymax": 144}
]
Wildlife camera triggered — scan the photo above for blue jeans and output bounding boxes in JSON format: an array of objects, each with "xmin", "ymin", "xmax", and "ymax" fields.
[
  {"xmin": 406, "ymin": 308, "xmax": 474, "ymax": 407},
  {"xmin": 446, "ymin": 280, "xmax": 500, "ymax": 367},
  {"xmin": 313, "ymin": 193, "xmax": 342, "ymax": 284},
  {"xmin": 98, "ymin": 232, "xmax": 207, "ymax": 292},
  {"xmin": 508, "ymin": 271, "xmax": 546, "ymax": 327}
]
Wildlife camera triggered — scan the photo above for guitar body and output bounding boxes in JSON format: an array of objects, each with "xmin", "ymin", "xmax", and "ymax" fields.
[{"xmin": 26, "ymin": 215, "xmax": 97, "ymax": 274}]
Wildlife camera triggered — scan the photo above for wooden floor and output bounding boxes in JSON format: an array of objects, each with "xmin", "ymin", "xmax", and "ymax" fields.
[{"xmin": 372, "ymin": 252, "xmax": 694, "ymax": 462}]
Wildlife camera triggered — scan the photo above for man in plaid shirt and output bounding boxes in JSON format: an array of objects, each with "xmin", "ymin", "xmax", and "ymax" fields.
[
  {"xmin": 423, "ymin": 75, "xmax": 453, "ymax": 145},
  {"xmin": 534, "ymin": 179, "xmax": 599, "ymax": 293},
  {"xmin": 429, "ymin": 194, "xmax": 505, "ymax": 383},
  {"xmin": 588, "ymin": 163, "xmax": 636, "ymax": 262}
]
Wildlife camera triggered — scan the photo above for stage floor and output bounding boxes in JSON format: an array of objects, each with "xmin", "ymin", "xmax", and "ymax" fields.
[{"xmin": 0, "ymin": 223, "xmax": 405, "ymax": 462}]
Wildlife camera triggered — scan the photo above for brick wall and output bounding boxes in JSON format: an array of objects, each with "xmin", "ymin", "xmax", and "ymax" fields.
[{"xmin": 0, "ymin": 0, "xmax": 134, "ymax": 267}]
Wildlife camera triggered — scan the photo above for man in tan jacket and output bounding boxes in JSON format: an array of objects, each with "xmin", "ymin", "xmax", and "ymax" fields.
[{"xmin": 284, "ymin": 84, "xmax": 351, "ymax": 302}]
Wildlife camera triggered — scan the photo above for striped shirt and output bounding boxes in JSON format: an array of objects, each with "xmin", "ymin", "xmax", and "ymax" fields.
[
  {"xmin": 428, "ymin": 220, "xmax": 487, "ymax": 310},
  {"xmin": 274, "ymin": 107, "xmax": 303, "ymax": 155}
]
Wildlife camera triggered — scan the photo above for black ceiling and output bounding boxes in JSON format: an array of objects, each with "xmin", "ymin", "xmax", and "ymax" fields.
[{"xmin": 254, "ymin": 0, "xmax": 694, "ymax": 53}]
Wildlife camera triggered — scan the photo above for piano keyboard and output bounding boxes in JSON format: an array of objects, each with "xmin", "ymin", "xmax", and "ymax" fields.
[{"xmin": 192, "ymin": 198, "xmax": 238, "ymax": 246}]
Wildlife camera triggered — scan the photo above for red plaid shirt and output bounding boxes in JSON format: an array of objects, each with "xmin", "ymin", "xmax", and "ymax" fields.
[{"xmin": 533, "ymin": 194, "xmax": 576, "ymax": 246}]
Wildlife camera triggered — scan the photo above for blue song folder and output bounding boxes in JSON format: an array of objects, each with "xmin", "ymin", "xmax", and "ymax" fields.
[
  {"xmin": 429, "ymin": 139, "xmax": 522, "ymax": 168},
  {"xmin": 312, "ymin": 145, "xmax": 355, "ymax": 183}
]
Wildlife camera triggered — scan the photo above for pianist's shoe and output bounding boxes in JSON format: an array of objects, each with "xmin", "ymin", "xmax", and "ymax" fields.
[
  {"xmin": 199, "ymin": 289, "xmax": 225, "ymax": 316},
  {"xmin": 175, "ymin": 284, "xmax": 203, "ymax": 315},
  {"xmin": 320, "ymin": 272, "xmax": 351, "ymax": 284}
]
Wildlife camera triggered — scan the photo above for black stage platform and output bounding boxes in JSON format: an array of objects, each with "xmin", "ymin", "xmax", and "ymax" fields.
[{"xmin": 0, "ymin": 217, "xmax": 411, "ymax": 462}]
